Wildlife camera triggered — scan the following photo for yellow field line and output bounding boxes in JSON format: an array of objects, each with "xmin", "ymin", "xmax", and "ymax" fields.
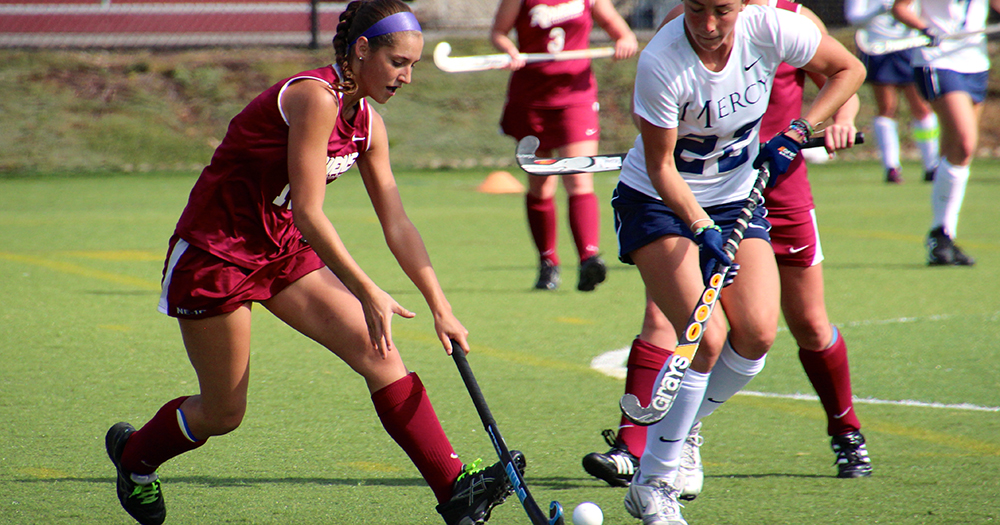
[{"xmin": 0, "ymin": 251, "xmax": 160, "ymax": 291}]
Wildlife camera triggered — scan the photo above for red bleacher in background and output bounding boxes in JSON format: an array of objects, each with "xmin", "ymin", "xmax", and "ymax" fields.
[{"xmin": 0, "ymin": 0, "xmax": 346, "ymax": 47}]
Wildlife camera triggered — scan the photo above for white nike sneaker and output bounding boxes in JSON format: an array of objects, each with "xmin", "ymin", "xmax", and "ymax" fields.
[
  {"xmin": 675, "ymin": 422, "xmax": 704, "ymax": 501},
  {"xmin": 624, "ymin": 470, "xmax": 687, "ymax": 525}
]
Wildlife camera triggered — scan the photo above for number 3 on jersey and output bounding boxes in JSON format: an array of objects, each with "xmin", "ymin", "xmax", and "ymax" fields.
[{"xmin": 547, "ymin": 27, "xmax": 565, "ymax": 54}]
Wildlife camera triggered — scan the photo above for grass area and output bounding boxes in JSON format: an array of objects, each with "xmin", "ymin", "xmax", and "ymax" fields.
[
  {"xmin": 1, "ymin": 161, "xmax": 998, "ymax": 524},
  {"xmin": 5, "ymin": 33, "xmax": 1000, "ymax": 173}
]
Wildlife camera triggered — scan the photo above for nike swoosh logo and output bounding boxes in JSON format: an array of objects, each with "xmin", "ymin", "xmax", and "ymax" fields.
[
  {"xmin": 351, "ymin": 135, "xmax": 365, "ymax": 141},
  {"xmin": 450, "ymin": 453, "xmax": 460, "ymax": 459},
  {"xmin": 833, "ymin": 407, "xmax": 852, "ymax": 419},
  {"xmin": 658, "ymin": 437, "xmax": 682, "ymax": 443},
  {"xmin": 707, "ymin": 398, "xmax": 724, "ymax": 404},
  {"xmin": 789, "ymin": 245, "xmax": 810, "ymax": 254},
  {"xmin": 744, "ymin": 56, "xmax": 762, "ymax": 71}
]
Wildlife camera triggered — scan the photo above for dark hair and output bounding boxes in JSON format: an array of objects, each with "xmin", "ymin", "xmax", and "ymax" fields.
[{"xmin": 332, "ymin": 0, "xmax": 414, "ymax": 94}]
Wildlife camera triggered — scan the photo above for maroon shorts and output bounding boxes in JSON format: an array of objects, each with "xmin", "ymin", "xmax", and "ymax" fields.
[
  {"xmin": 157, "ymin": 235, "xmax": 325, "ymax": 319},
  {"xmin": 768, "ymin": 208, "xmax": 824, "ymax": 268},
  {"xmin": 500, "ymin": 102, "xmax": 600, "ymax": 152}
]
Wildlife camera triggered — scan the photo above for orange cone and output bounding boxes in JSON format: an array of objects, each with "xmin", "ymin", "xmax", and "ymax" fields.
[{"xmin": 478, "ymin": 170, "xmax": 525, "ymax": 194}]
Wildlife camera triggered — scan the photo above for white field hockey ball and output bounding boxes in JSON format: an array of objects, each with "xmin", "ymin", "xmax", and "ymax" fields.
[{"xmin": 572, "ymin": 501, "xmax": 603, "ymax": 525}]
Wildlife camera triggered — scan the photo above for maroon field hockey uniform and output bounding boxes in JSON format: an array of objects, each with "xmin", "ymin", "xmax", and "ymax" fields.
[
  {"xmin": 500, "ymin": 0, "xmax": 601, "ymax": 151},
  {"xmin": 761, "ymin": 0, "xmax": 861, "ymax": 438},
  {"xmin": 159, "ymin": 65, "xmax": 371, "ymax": 319},
  {"xmin": 760, "ymin": 0, "xmax": 821, "ymax": 268}
]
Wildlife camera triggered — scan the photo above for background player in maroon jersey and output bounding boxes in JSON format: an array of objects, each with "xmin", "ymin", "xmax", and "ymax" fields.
[
  {"xmin": 583, "ymin": 0, "xmax": 872, "ymax": 497},
  {"xmin": 491, "ymin": 0, "xmax": 638, "ymax": 291},
  {"xmin": 105, "ymin": 2, "xmax": 518, "ymax": 524}
]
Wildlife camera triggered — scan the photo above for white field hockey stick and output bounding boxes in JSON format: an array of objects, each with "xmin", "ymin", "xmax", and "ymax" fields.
[
  {"xmin": 515, "ymin": 133, "xmax": 863, "ymax": 175},
  {"xmin": 433, "ymin": 41, "xmax": 615, "ymax": 73},
  {"xmin": 450, "ymin": 340, "xmax": 566, "ymax": 525},
  {"xmin": 855, "ymin": 23, "xmax": 1000, "ymax": 55}
]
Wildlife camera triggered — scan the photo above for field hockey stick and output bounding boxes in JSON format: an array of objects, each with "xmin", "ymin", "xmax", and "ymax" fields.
[
  {"xmin": 515, "ymin": 133, "xmax": 864, "ymax": 176},
  {"xmin": 855, "ymin": 23, "xmax": 1000, "ymax": 55},
  {"xmin": 433, "ymin": 42, "xmax": 615, "ymax": 73},
  {"xmin": 449, "ymin": 340, "xmax": 565, "ymax": 525},
  {"xmin": 619, "ymin": 165, "xmax": 771, "ymax": 426}
]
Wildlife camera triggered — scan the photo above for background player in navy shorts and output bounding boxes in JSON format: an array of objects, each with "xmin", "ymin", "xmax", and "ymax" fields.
[
  {"xmin": 893, "ymin": 0, "xmax": 998, "ymax": 266},
  {"xmin": 845, "ymin": 0, "xmax": 939, "ymax": 184},
  {"xmin": 491, "ymin": 0, "xmax": 638, "ymax": 291},
  {"xmin": 105, "ymin": 2, "xmax": 519, "ymax": 524}
]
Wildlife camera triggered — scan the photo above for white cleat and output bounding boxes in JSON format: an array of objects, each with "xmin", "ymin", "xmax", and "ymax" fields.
[
  {"xmin": 624, "ymin": 469, "xmax": 687, "ymax": 525},
  {"xmin": 675, "ymin": 422, "xmax": 704, "ymax": 501}
]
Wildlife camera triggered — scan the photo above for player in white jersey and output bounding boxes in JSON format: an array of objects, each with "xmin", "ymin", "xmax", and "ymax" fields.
[
  {"xmin": 845, "ymin": 0, "xmax": 939, "ymax": 183},
  {"xmin": 892, "ymin": 0, "xmax": 998, "ymax": 265},
  {"xmin": 612, "ymin": 1, "xmax": 864, "ymax": 524}
]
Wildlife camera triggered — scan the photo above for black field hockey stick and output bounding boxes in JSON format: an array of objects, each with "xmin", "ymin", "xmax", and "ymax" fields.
[
  {"xmin": 450, "ymin": 340, "xmax": 565, "ymax": 525},
  {"xmin": 515, "ymin": 133, "xmax": 863, "ymax": 175},
  {"xmin": 619, "ymin": 165, "xmax": 771, "ymax": 426}
]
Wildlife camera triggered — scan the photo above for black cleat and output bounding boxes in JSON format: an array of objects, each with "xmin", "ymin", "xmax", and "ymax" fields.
[
  {"xmin": 577, "ymin": 255, "xmax": 607, "ymax": 292},
  {"xmin": 924, "ymin": 169, "xmax": 936, "ymax": 182},
  {"xmin": 927, "ymin": 227, "xmax": 975, "ymax": 266},
  {"xmin": 106, "ymin": 422, "xmax": 166, "ymax": 525},
  {"xmin": 436, "ymin": 451, "xmax": 524, "ymax": 525},
  {"xmin": 885, "ymin": 167, "xmax": 903, "ymax": 184},
  {"xmin": 582, "ymin": 429, "xmax": 638, "ymax": 487},
  {"xmin": 534, "ymin": 261, "xmax": 560, "ymax": 290},
  {"xmin": 831, "ymin": 430, "xmax": 873, "ymax": 478}
]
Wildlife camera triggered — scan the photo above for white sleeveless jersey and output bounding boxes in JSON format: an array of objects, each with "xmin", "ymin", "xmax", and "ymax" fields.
[
  {"xmin": 912, "ymin": 0, "xmax": 990, "ymax": 72},
  {"xmin": 619, "ymin": 5, "xmax": 821, "ymax": 207}
]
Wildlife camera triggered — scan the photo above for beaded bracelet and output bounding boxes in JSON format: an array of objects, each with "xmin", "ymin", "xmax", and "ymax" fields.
[
  {"xmin": 689, "ymin": 218, "xmax": 713, "ymax": 233},
  {"xmin": 693, "ymin": 224, "xmax": 722, "ymax": 237},
  {"xmin": 787, "ymin": 118, "xmax": 814, "ymax": 144}
]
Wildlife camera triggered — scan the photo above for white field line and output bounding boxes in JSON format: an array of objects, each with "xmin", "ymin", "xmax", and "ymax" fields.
[{"xmin": 591, "ymin": 326, "xmax": 1000, "ymax": 414}]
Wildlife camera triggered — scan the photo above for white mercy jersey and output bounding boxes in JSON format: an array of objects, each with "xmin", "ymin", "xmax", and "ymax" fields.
[
  {"xmin": 912, "ymin": 0, "xmax": 990, "ymax": 72},
  {"xmin": 619, "ymin": 5, "xmax": 821, "ymax": 207}
]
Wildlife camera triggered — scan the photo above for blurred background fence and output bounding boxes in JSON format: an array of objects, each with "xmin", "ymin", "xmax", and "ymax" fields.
[{"xmin": 0, "ymin": 0, "xmax": 849, "ymax": 49}]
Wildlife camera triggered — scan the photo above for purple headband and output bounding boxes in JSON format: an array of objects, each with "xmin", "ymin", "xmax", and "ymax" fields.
[{"xmin": 349, "ymin": 11, "xmax": 421, "ymax": 49}]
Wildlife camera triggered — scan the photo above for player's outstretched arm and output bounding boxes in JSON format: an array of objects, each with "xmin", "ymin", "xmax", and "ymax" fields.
[{"xmin": 356, "ymin": 111, "xmax": 469, "ymax": 355}]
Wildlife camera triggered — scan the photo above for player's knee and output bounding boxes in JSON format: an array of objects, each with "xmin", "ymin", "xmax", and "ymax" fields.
[{"xmin": 201, "ymin": 403, "xmax": 247, "ymax": 436}]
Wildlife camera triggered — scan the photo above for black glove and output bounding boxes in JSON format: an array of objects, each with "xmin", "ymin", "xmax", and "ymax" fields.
[
  {"xmin": 754, "ymin": 133, "xmax": 802, "ymax": 187},
  {"xmin": 694, "ymin": 225, "xmax": 733, "ymax": 286}
]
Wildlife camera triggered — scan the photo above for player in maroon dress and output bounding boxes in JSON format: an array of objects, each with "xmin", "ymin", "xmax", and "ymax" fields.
[
  {"xmin": 105, "ymin": 2, "xmax": 519, "ymax": 524},
  {"xmin": 491, "ymin": 0, "xmax": 638, "ymax": 291},
  {"xmin": 583, "ymin": 0, "xmax": 872, "ymax": 495}
]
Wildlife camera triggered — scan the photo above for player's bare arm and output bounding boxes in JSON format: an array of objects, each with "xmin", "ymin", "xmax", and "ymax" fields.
[
  {"xmin": 489, "ymin": 0, "xmax": 526, "ymax": 70},
  {"xmin": 638, "ymin": 120, "xmax": 711, "ymax": 229},
  {"xmin": 357, "ymin": 111, "xmax": 469, "ymax": 355},
  {"xmin": 591, "ymin": 0, "xmax": 638, "ymax": 59},
  {"xmin": 797, "ymin": 35, "xmax": 865, "ymax": 135},
  {"xmin": 283, "ymin": 79, "xmax": 413, "ymax": 358}
]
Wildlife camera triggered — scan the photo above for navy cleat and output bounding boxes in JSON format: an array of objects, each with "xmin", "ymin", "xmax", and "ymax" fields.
[
  {"xmin": 831, "ymin": 430, "xmax": 873, "ymax": 478},
  {"xmin": 106, "ymin": 422, "xmax": 166, "ymax": 525},
  {"xmin": 437, "ymin": 451, "xmax": 524, "ymax": 525}
]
